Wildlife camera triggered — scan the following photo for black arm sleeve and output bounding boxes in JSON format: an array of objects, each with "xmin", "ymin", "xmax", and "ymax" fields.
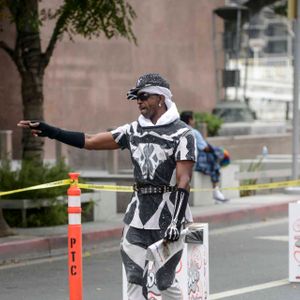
[
  {"xmin": 31, "ymin": 121, "xmax": 85, "ymax": 149},
  {"xmin": 172, "ymin": 188, "xmax": 189, "ymax": 226},
  {"xmin": 164, "ymin": 188, "xmax": 190, "ymax": 241}
]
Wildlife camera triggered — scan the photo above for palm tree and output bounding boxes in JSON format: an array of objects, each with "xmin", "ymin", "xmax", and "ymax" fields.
[{"xmin": 0, "ymin": 0, "xmax": 136, "ymax": 237}]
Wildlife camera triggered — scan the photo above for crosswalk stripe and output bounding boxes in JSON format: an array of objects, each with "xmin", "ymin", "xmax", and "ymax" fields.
[
  {"xmin": 255, "ymin": 235, "xmax": 289, "ymax": 242},
  {"xmin": 210, "ymin": 278, "xmax": 289, "ymax": 299}
]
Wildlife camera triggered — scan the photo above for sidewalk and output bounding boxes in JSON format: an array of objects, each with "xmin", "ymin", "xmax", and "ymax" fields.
[{"xmin": 0, "ymin": 193, "xmax": 299, "ymax": 264}]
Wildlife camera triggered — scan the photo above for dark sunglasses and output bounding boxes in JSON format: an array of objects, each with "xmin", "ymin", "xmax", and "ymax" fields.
[{"xmin": 136, "ymin": 92, "xmax": 159, "ymax": 101}]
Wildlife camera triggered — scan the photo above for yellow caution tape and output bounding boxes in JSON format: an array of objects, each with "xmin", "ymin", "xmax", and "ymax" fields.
[
  {"xmin": 80, "ymin": 179, "xmax": 300, "ymax": 193},
  {"xmin": 0, "ymin": 179, "xmax": 71, "ymax": 197},
  {"xmin": 191, "ymin": 179, "xmax": 300, "ymax": 192},
  {"xmin": 1, "ymin": 178, "xmax": 300, "ymax": 197},
  {"xmin": 78, "ymin": 183, "xmax": 133, "ymax": 193}
]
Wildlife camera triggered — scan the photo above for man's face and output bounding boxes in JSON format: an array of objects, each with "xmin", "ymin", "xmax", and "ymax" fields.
[
  {"xmin": 136, "ymin": 92, "xmax": 161, "ymax": 119},
  {"xmin": 189, "ymin": 117, "xmax": 196, "ymax": 127}
]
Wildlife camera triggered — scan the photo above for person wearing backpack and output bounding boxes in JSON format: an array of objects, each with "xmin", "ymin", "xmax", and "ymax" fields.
[{"xmin": 180, "ymin": 111, "xmax": 230, "ymax": 204}]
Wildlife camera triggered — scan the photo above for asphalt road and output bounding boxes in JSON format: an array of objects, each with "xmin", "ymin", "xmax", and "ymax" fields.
[{"xmin": 0, "ymin": 218, "xmax": 299, "ymax": 300}]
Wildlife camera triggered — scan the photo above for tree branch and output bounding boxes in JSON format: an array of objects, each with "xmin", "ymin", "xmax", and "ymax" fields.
[
  {"xmin": 42, "ymin": 10, "xmax": 69, "ymax": 68},
  {"xmin": 2, "ymin": 0, "xmax": 27, "ymax": 73}
]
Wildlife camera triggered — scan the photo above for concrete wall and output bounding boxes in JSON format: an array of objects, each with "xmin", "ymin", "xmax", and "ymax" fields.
[
  {"xmin": 0, "ymin": 0, "xmax": 224, "ymax": 165},
  {"xmin": 77, "ymin": 133, "xmax": 293, "ymax": 172},
  {"xmin": 207, "ymin": 133, "xmax": 292, "ymax": 160}
]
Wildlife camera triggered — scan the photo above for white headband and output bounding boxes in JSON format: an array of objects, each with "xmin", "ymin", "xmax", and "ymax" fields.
[{"xmin": 139, "ymin": 86, "xmax": 173, "ymax": 109}]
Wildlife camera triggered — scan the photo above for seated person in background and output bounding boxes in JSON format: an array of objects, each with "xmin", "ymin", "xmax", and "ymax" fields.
[{"xmin": 180, "ymin": 111, "xmax": 229, "ymax": 204}]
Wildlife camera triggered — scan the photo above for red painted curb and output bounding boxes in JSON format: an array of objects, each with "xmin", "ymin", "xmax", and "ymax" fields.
[
  {"xmin": 0, "ymin": 238, "xmax": 49, "ymax": 254},
  {"xmin": 193, "ymin": 202, "xmax": 288, "ymax": 224},
  {"xmin": 0, "ymin": 201, "xmax": 291, "ymax": 261},
  {"xmin": 0, "ymin": 229, "xmax": 123, "ymax": 259}
]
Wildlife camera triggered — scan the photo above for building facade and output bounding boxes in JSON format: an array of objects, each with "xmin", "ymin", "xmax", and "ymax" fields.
[{"xmin": 0, "ymin": 0, "xmax": 224, "ymax": 169}]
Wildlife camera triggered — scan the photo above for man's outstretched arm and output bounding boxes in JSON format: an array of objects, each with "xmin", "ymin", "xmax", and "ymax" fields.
[
  {"xmin": 17, "ymin": 120, "xmax": 120, "ymax": 150},
  {"xmin": 84, "ymin": 132, "xmax": 120, "ymax": 150}
]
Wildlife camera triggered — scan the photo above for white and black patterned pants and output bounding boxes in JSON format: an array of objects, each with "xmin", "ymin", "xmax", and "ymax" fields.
[{"xmin": 121, "ymin": 225, "xmax": 183, "ymax": 300}]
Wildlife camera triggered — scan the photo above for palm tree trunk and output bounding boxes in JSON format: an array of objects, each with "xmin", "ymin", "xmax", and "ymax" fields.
[
  {"xmin": 21, "ymin": 71, "xmax": 45, "ymax": 163},
  {"xmin": 8, "ymin": 0, "xmax": 46, "ymax": 164}
]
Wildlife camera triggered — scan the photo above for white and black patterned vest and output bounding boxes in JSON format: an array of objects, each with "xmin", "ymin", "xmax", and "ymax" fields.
[{"xmin": 111, "ymin": 119, "xmax": 196, "ymax": 230}]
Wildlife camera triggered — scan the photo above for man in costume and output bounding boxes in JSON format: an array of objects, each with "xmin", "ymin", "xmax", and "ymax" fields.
[{"xmin": 18, "ymin": 73, "xmax": 196, "ymax": 299}]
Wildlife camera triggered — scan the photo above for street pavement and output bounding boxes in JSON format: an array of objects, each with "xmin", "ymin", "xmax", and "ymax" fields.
[{"xmin": 0, "ymin": 192, "xmax": 300, "ymax": 265}]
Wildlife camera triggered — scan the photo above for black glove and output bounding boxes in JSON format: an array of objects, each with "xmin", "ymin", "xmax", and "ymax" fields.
[
  {"xmin": 30, "ymin": 121, "xmax": 60, "ymax": 138},
  {"xmin": 164, "ymin": 188, "xmax": 189, "ymax": 242},
  {"xmin": 30, "ymin": 121, "xmax": 85, "ymax": 148}
]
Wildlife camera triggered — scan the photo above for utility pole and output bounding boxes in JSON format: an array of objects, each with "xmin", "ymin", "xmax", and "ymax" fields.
[
  {"xmin": 291, "ymin": 0, "xmax": 300, "ymax": 179},
  {"xmin": 235, "ymin": 7, "xmax": 242, "ymax": 101}
]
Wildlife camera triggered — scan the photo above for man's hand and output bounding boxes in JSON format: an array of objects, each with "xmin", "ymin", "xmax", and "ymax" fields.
[
  {"xmin": 164, "ymin": 221, "xmax": 180, "ymax": 242},
  {"xmin": 127, "ymin": 88, "xmax": 137, "ymax": 100},
  {"xmin": 17, "ymin": 121, "xmax": 85, "ymax": 148},
  {"xmin": 164, "ymin": 188, "xmax": 189, "ymax": 242},
  {"xmin": 17, "ymin": 120, "xmax": 42, "ymax": 137},
  {"xmin": 18, "ymin": 121, "xmax": 60, "ymax": 138}
]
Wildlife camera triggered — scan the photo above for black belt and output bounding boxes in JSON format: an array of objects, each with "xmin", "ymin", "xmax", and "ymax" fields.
[{"xmin": 133, "ymin": 184, "xmax": 177, "ymax": 195}]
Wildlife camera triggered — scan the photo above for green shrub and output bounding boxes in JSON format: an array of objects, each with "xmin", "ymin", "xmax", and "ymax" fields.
[
  {"xmin": 4, "ymin": 201, "xmax": 93, "ymax": 227},
  {"xmin": 0, "ymin": 159, "xmax": 73, "ymax": 227},
  {"xmin": 194, "ymin": 112, "xmax": 223, "ymax": 136},
  {"xmin": 0, "ymin": 159, "xmax": 71, "ymax": 200}
]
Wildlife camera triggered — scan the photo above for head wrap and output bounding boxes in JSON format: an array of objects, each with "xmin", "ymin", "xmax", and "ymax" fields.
[
  {"xmin": 127, "ymin": 73, "xmax": 170, "ymax": 100},
  {"xmin": 138, "ymin": 86, "xmax": 173, "ymax": 109}
]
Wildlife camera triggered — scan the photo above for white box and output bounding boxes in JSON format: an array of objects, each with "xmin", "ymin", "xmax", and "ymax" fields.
[{"xmin": 289, "ymin": 202, "xmax": 300, "ymax": 282}]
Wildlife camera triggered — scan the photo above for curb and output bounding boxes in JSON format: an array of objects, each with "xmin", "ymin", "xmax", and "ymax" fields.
[
  {"xmin": 0, "ymin": 201, "xmax": 291, "ymax": 264},
  {"xmin": 194, "ymin": 201, "xmax": 289, "ymax": 227},
  {"xmin": 0, "ymin": 227, "xmax": 123, "ymax": 265},
  {"xmin": 0, "ymin": 236, "xmax": 66, "ymax": 263}
]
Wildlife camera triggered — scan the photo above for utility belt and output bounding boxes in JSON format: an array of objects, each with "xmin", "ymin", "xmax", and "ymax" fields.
[{"xmin": 133, "ymin": 184, "xmax": 177, "ymax": 195}]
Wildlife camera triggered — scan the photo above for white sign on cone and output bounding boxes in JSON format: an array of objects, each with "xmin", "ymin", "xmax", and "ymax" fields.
[
  {"xmin": 123, "ymin": 223, "xmax": 209, "ymax": 300},
  {"xmin": 289, "ymin": 202, "xmax": 300, "ymax": 282}
]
